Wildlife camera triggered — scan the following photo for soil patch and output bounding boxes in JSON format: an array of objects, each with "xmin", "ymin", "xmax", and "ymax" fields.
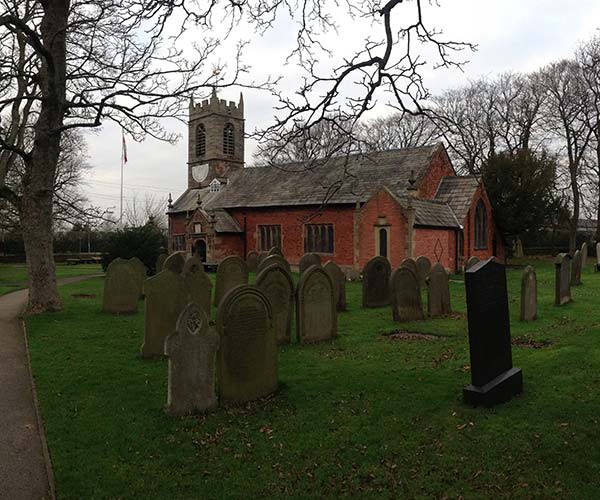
[
  {"xmin": 511, "ymin": 336, "xmax": 552, "ymax": 349},
  {"xmin": 385, "ymin": 331, "xmax": 442, "ymax": 342},
  {"xmin": 71, "ymin": 293, "xmax": 97, "ymax": 299}
]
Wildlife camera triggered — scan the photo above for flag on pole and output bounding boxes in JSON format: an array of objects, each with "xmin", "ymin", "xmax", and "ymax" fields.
[{"xmin": 121, "ymin": 130, "xmax": 128, "ymax": 164}]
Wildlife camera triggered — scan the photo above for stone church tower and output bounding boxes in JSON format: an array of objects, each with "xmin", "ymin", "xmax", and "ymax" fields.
[{"xmin": 187, "ymin": 89, "xmax": 245, "ymax": 189}]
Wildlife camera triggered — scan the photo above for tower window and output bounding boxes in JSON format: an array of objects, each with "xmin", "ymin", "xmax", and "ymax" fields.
[
  {"xmin": 474, "ymin": 199, "xmax": 488, "ymax": 250},
  {"xmin": 210, "ymin": 178, "xmax": 221, "ymax": 193},
  {"xmin": 223, "ymin": 123, "xmax": 234, "ymax": 156},
  {"xmin": 196, "ymin": 123, "xmax": 206, "ymax": 157}
]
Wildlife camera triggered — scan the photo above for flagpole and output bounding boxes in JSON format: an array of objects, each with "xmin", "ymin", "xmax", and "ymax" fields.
[{"xmin": 119, "ymin": 142, "xmax": 124, "ymax": 228}]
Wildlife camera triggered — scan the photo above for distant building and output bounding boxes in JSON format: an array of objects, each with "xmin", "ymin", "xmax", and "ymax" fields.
[{"xmin": 167, "ymin": 90, "xmax": 504, "ymax": 271}]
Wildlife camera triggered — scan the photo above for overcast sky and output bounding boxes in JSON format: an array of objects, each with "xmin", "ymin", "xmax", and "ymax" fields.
[{"xmin": 82, "ymin": 0, "xmax": 600, "ymax": 218}]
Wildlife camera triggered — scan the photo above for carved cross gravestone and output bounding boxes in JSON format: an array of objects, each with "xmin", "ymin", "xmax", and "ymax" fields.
[
  {"xmin": 102, "ymin": 258, "xmax": 140, "ymax": 314},
  {"xmin": 554, "ymin": 253, "xmax": 571, "ymax": 306},
  {"xmin": 296, "ymin": 266, "xmax": 337, "ymax": 343},
  {"xmin": 520, "ymin": 265, "xmax": 537, "ymax": 322},
  {"xmin": 427, "ymin": 263, "xmax": 451, "ymax": 317},
  {"xmin": 214, "ymin": 256, "xmax": 248, "ymax": 307},
  {"xmin": 391, "ymin": 266, "xmax": 424, "ymax": 322},
  {"xmin": 156, "ymin": 253, "xmax": 168, "ymax": 273},
  {"xmin": 463, "ymin": 258, "xmax": 523, "ymax": 406},
  {"xmin": 571, "ymin": 249, "xmax": 582, "ymax": 286},
  {"xmin": 299, "ymin": 253, "xmax": 322, "ymax": 275},
  {"xmin": 256, "ymin": 264, "xmax": 294, "ymax": 345},
  {"xmin": 216, "ymin": 285, "xmax": 278, "ymax": 405},
  {"xmin": 128, "ymin": 257, "xmax": 146, "ymax": 298},
  {"xmin": 323, "ymin": 260, "xmax": 346, "ymax": 312},
  {"xmin": 246, "ymin": 251, "xmax": 259, "ymax": 273},
  {"xmin": 163, "ymin": 251, "xmax": 186, "ymax": 274},
  {"xmin": 362, "ymin": 256, "xmax": 391, "ymax": 308},
  {"xmin": 415, "ymin": 255, "xmax": 432, "ymax": 290},
  {"xmin": 183, "ymin": 255, "xmax": 212, "ymax": 316},
  {"xmin": 257, "ymin": 254, "xmax": 291, "ymax": 276},
  {"xmin": 465, "ymin": 256, "xmax": 480, "ymax": 271},
  {"xmin": 164, "ymin": 303, "xmax": 219, "ymax": 416},
  {"xmin": 142, "ymin": 269, "xmax": 187, "ymax": 358}
]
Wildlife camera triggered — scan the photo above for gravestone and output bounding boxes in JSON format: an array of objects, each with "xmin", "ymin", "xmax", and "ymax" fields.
[
  {"xmin": 257, "ymin": 251, "xmax": 269, "ymax": 266},
  {"xmin": 102, "ymin": 258, "xmax": 140, "ymax": 314},
  {"xmin": 597, "ymin": 242, "xmax": 600, "ymax": 271},
  {"xmin": 257, "ymin": 254, "xmax": 291, "ymax": 276},
  {"xmin": 571, "ymin": 249, "xmax": 582, "ymax": 286},
  {"xmin": 214, "ymin": 256, "xmax": 248, "ymax": 307},
  {"xmin": 465, "ymin": 256, "xmax": 480, "ymax": 270},
  {"xmin": 554, "ymin": 253, "xmax": 571, "ymax": 306},
  {"xmin": 216, "ymin": 285, "xmax": 278, "ymax": 405},
  {"xmin": 296, "ymin": 266, "xmax": 337, "ymax": 343},
  {"xmin": 463, "ymin": 258, "xmax": 523, "ymax": 406},
  {"xmin": 164, "ymin": 303, "xmax": 219, "ymax": 416},
  {"xmin": 323, "ymin": 260, "xmax": 347, "ymax": 311},
  {"xmin": 183, "ymin": 255, "xmax": 212, "ymax": 316},
  {"xmin": 390, "ymin": 266, "xmax": 424, "ymax": 322},
  {"xmin": 427, "ymin": 263, "xmax": 451, "ymax": 317},
  {"xmin": 362, "ymin": 256, "xmax": 391, "ymax": 308},
  {"xmin": 514, "ymin": 238, "xmax": 524, "ymax": 258},
  {"xmin": 581, "ymin": 242, "xmax": 588, "ymax": 268},
  {"xmin": 142, "ymin": 269, "xmax": 187, "ymax": 358},
  {"xmin": 163, "ymin": 251, "xmax": 186, "ymax": 274},
  {"xmin": 128, "ymin": 257, "xmax": 146, "ymax": 298},
  {"xmin": 299, "ymin": 253, "xmax": 321, "ymax": 275},
  {"xmin": 400, "ymin": 258, "xmax": 419, "ymax": 280},
  {"xmin": 415, "ymin": 255, "xmax": 432, "ymax": 290},
  {"xmin": 256, "ymin": 264, "xmax": 294, "ymax": 345},
  {"xmin": 520, "ymin": 266, "xmax": 537, "ymax": 322},
  {"xmin": 268, "ymin": 247, "xmax": 282, "ymax": 257},
  {"xmin": 246, "ymin": 251, "xmax": 259, "ymax": 273},
  {"xmin": 156, "ymin": 253, "xmax": 168, "ymax": 273}
]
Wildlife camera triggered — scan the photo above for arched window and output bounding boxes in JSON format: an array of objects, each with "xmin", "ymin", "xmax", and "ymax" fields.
[
  {"xmin": 195, "ymin": 123, "xmax": 206, "ymax": 157},
  {"xmin": 379, "ymin": 228, "xmax": 388, "ymax": 258},
  {"xmin": 223, "ymin": 123, "xmax": 234, "ymax": 155},
  {"xmin": 474, "ymin": 199, "xmax": 488, "ymax": 250}
]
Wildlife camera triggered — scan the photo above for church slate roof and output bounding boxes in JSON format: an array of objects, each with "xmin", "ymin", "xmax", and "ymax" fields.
[
  {"xmin": 434, "ymin": 176, "xmax": 481, "ymax": 224},
  {"xmin": 383, "ymin": 188, "xmax": 460, "ymax": 229}
]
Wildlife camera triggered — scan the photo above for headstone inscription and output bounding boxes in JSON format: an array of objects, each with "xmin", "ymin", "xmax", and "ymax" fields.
[
  {"xmin": 102, "ymin": 258, "xmax": 140, "ymax": 314},
  {"xmin": 296, "ymin": 265, "xmax": 337, "ymax": 343},
  {"xmin": 142, "ymin": 269, "xmax": 187, "ymax": 358},
  {"xmin": 214, "ymin": 256, "xmax": 248, "ymax": 307},
  {"xmin": 216, "ymin": 285, "xmax": 278, "ymax": 405},
  {"xmin": 256, "ymin": 264, "xmax": 294, "ymax": 345},
  {"xmin": 362, "ymin": 256, "xmax": 391, "ymax": 308},
  {"xmin": 183, "ymin": 255, "xmax": 212, "ymax": 316},
  {"xmin": 156, "ymin": 253, "xmax": 168, "ymax": 273},
  {"xmin": 164, "ymin": 303, "xmax": 219, "ymax": 416},
  {"xmin": 390, "ymin": 266, "xmax": 424, "ymax": 322},
  {"xmin": 415, "ymin": 255, "xmax": 432, "ymax": 289},
  {"xmin": 465, "ymin": 256, "xmax": 480, "ymax": 271},
  {"xmin": 581, "ymin": 242, "xmax": 588, "ymax": 268},
  {"xmin": 323, "ymin": 260, "xmax": 347, "ymax": 311},
  {"xmin": 463, "ymin": 258, "xmax": 523, "ymax": 406},
  {"xmin": 299, "ymin": 253, "xmax": 321, "ymax": 275},
  {"xmin": 520, "ymin": 266, "xmax": 537, "ymax": 322},
  {"xmin": 128, "ymin": 257, "xmax": 146, "ymax": 298},
  {"xmin": 257, "ymin": 254, "xmax": 291, "ymax": 276},
  {"xmin": 554, "ymin": 253, "xmax": 571, "ymax": 306},
  {"xmin": 246, "ymin": 251, "xmax": 259, "ymax": 273},
  {"xmin": 571, "ymin": 249, "xmax": 582, "ymax": 286},
  {"xmin": 163, "ymin": 251, "xmax": 186, "ymax": 274},
  {"xmin": 427, "ymin": 263, "xmax": 451, "ymax": 317}
]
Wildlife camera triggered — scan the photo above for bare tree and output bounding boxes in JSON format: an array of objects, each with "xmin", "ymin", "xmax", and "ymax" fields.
[
  {"xmin": 124, "ymin": 192, "xmax": 168, "ymax": 230},
  {"xmin": 360, "ymin": 113, "xmax": 439, "ymax": 151}
]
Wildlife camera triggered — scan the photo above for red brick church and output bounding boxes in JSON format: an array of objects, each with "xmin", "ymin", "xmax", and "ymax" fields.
[{"xmin": 167, "ymin": 90, "xmax": 504, "ymax": 272}]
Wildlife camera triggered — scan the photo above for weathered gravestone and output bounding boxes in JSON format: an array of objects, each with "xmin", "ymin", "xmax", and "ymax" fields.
[
  {"xmin": 428, "ymin": 263, "xmax": 451, "ymax": 317},
  {"xmin": 214, "ymin": 256, "xmax": 248, "ymax": 307},
  {"xmin": 257, "ymin": 251, "xmax": 269, "ymax": 266},
  {"xmin": 520, "ymin": 266, "xmax": 537, "ymax": 322},
  {"xmin": 156, "ymin": 253, "xmax": 168, "ymax": 273},
  {"xmin": 571, "ymin": 249, "xmax": 582, "ymax": 286},
  {"xmin": 362, "ymin": 256, "xmax": 391, "ymax": 308},
  {"xmin": 597, "ymin": 242, "xmax": 600, "ymax": 271},
  {"xmin": 581, "ymin": 242, "xmax": 588, "ymax": 268},
  {"xmin": 415, "ymin": 255, "xmax": 432, "ymax": 290},
  {"xmin": 299, "ymin": 253, "xmax": 321, "ymax": 275},
  {"xmin": 268, "ymin": 246, "xmax": 282, "ymax": 257},
  {"xmin": 323, "ymin": 260, "xmax": 346, "ymax": 311},
  {"xmin": 257, "ymin": 254, "xmax": 291, "ymax": 276},
  {"xmin": 128, "ymin": 257, "xmax": 146, "ymax": 298},
  {"xmin": 391, "ymin": 266, "xmax": 424, "ymax": 322},
  {"xmin": 216, "ymin": 285, "xmax": 278, "ymax": 405},
  {"xmin": 514, "ymin": 238, "xmax": 524, "ymax": 258},
  {"xmin": 463, "ymin": 258, "xmax": 523, "ymax": 406},
  {"xmin": 400, "ymin": 258, "xmax": 419, "ymax": 280},
  {"xmin": 465, "ymin": 256, "xmax": 480, "ymax": 271},
  {"xmin": 183, "ymin": 255, "xmax": 212, "ymax": 316},
  {"xmin": 296, "ymin": 266, "xmax": 337, "ymax": 343},
  {"xmin": 246, "ymin": 251, "xmax": 259, "ymax": 273},
  {"xmin": 555, "ymin": 253, "xmax": 571, "ymax": 306},
  {"xmin": 163, "ymin": 251, "xmax": 186, "ymax": 274},
  {"xmin": 256, "ymin": 264, "xmax": 294, "ymax": 345},
  {"xmin": 102, "ymin": 258, "xmax": 140, "ymax": 314},
  {"xmin": 164, "ymin": 303, "xmax": 219, "ymax": 416},
  {"xmin": 142, "ymin": 269, "xmax": 187, "ymax": 358}
]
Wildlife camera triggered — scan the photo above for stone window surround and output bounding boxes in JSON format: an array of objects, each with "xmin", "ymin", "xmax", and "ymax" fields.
[{"xmin": 374, "ymin": 216, "xmax": 391, "ymax": 258}]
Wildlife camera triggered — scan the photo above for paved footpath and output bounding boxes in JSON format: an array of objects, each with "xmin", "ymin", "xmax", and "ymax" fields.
[{"xmin": 0, "ymin": 276, "xmax": 101, "ymax": 500}]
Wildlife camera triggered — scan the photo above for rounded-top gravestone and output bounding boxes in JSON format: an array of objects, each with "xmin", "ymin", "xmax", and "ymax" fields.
[
  {"xmin": 465, "ymin": 256, "xmax": 480, "ymax": 271},
  {"xmin": 163, "ymin": 251, "xmax": 186, "ymax": 274},
  {"xmin": 299, "ymin": 253, "xmax": 321, "ymax": 275},
  {"xmin": 400, "ymin": 258, "xmax": 419, "ymax": 280},
  {"xmin": 520, "ymin": 265, "xmax": 537, "ymax": 322},
  {"xmin": 102, "ymin": 258, "xmax": 140, "ymax": 314},
  {"xmin": 323, "ymin": 260, "xmax": 346, "ymax": 312},
  {"xmin": 156, "ymin": 253, "xmax": 168, "ymax": 273},
  {"xmin": 214, "ymin": 256, "xmax": 249, "ymax": 307},
  {"xmin": 427, "ymin": 263, "xmax": 451, "ymax": 317},
  {"xmin": 246, "ymin": 251, "xmax": 259, "ymax": 273},
  {"xmin": 362, "ymin": 256, "xmax": 391, "ymax": 308},
  {"xmin": 257, "ymin": 251, "xmax": 269, "ymax": 266},
  {"xmin": 571, "ymin": 249, "xmax": 582, "ymax": 286},
  {"xmin": 390, "ymin": 266, "xmax": 424, "ymax": 322},
  {"xmin": 554, "ymin": 253, "xmax": 571, "ymax": 306},
  {"xmin": 415, "ymin": 256, "xmax": 432, "ymax": 289},
  {"xmin": 268, "ymin": 246, "xmax": 282, "ymax": 257},
  {"xmin": 296, "ymin": 265, "xmax": 337, "ymax": 343},
  {"xmin": 128, "ymin": 257, "xmax": 146, "ymax": 298},
  {"xmin": 183, "ymin": 255, "xmax": 212, "ymax": 316},
  {"xmin": 581, "ymin": 242, "xmax": 588, "ymax": 268},
  {"xmin": 257, "ymin": 254, "xmax": 291, "ymax": 276},
  {"xmin": 256, "ymin": 264, "xmax": 295, "ymax": 345}
]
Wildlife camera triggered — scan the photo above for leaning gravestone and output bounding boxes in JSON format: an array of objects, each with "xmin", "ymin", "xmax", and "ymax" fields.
[
  {"xmin": 415, "ymin": 255, "xmax": 432, "ymax": 290},
  {"xmin": 257, "ymin": 254, "xmax": 291, "ymax": 276},
  {"xmin": 428, "ymin": 263, "xmax": 451, "ymax": 317},
  {"xmin": 555, "ymin": 253, "xmax": 571, "ymax": 306},
  {"xmin": 163, "ymin": 251, "xmax": 186, "ymax": 274},
  {"xmin": 520, "ymin": 265, "xmax": 537, "ymax": 322},
  {"xmin": 128, "ymin": 257, "xmax": 146, "ymax": 298},
  {"xmin": 323, "ymin": 260, "xmax": 346, "ymax": 311},
  {"xmin": 142, "ymin": 269, "xmax": 187, "ymax": 358},
  {"xmin": 102, "ymin": 258, "xmax": 140, "ymax": 314},
  {"xmin": 465, "ymin": 256, "xmax": 480, "ymax": 270},
  {"xmin": 214, "ymin": 256, "xmax": 249, "ymax": 307},
  {"xmin": 463, "ymin": 258, "xmax": 523, "ymax": 406},
  {"xmin": 268, "ymin": 246, "xmax": 282, "ymax": 257},
  {"xmin": 296, "ymin": 266, "xmax": 337, "ymax": 343},
  {"xmin": 156, "ymin": 253, "xmax": 168, "ymax": 273},
  {"xmin": 183, "ymin": 255, "xmax": 212, "ymax": 316},
  {"xmin": 246, "ymin": 251, "xmax": 259, "ymax": 273},
  {"xmin": 362, "ymin": 256, "xmax": 391, "ymax": 308},
  {"xmin": 256, "ymin": 264, "xmax": 294, "ymax": 345},
  {"xmin": 299, "ymin": 253, "xmax": 321, "ymax": 275},
  {"xmin": 391, "ymin": 266, "xmax": 424, "ymax": 322},
  {"xmin": 581, "ymin": 242, "xmax": 588, "ymax": 268},
  {"xmin": 164, "ymin": 303, "xmax": 219, "ymax": 416},
  {"xmin": 571, "ymin": 249, "xmax": 582, "ymax": 286},
  {"xmin": 216, "ymin": 285, "xmax": 278, "ymax": 405}
]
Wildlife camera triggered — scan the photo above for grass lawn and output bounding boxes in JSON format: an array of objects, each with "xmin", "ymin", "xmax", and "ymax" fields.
[
  {"xmin": 26, "ymin": 259, "xmax": 600, "ymax": 499},
  {"xmin": 0, "ymin": 263, "xmax": 102, "ymax": 296}
]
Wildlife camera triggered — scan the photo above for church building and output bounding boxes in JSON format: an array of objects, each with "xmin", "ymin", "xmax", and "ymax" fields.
[{"xmin": 167, "ymin": 90, "xmax": 504, "ymax": 272}]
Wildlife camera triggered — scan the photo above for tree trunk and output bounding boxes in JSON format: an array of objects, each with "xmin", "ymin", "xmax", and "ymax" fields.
[{"xmin": 595, "ymin": 144, "xmax": 600, "ymax": 244}]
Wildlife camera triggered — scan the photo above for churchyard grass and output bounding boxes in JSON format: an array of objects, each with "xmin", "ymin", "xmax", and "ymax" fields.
[
  {"xmin": 0, "ymin": 263, "xmax": 102, "ymax": 296},
  {"xmin": 26, "ymin": 259, "xmax": 600, "ymax": 499}
]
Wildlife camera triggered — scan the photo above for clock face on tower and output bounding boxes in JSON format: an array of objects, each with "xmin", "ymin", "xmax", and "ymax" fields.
[{"xmin": 192, "ymin": 163, "xmax": 209, "ymax": 183}]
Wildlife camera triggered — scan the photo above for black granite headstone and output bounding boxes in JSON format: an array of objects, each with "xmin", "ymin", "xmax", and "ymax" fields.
[{"xmin": 463, "ymin": 258, "xmax": 523, "ymax": 406}]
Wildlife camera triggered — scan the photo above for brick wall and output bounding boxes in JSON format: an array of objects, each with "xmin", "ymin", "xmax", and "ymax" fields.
[
  {"xmin": 414, "ymin": 227, "xmax": 457, "ymax": 272},
  {"xmin": 418, "ymin": 147, "xmax": 455, "ymax": 200}
]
